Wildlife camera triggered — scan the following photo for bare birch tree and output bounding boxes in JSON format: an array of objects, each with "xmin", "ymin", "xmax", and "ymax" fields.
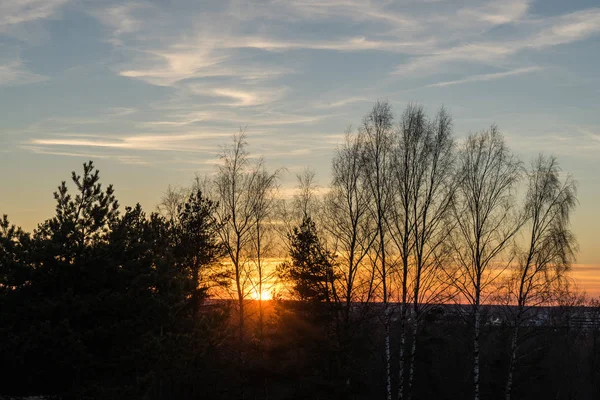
[
  {"xmin": 277, "ymin": 168, "xmax": 321, "ymax": 256},
  {"xmin": 295, "ymin": 168, "xmax": 321, "ymax": 220},
  {"xmin": 324, "ymin": 129, "xmax": 378, "ymax": 389},
  {"xmin": 451, "ymin": 127, "xmax": 522, "ymax": 400},
  {"xmin": 249, "ymin": 159, "xmax": 280, "ymax": 342},
  {"xmin": 359, "ymin": 101, "xmax": 395, "ymax": 400},
  {"xmin": 399, "ymin": 106, "xmax": 456, "ymax": 400},
  {"xmin": 504, "ymin": 155, "xmax": 577, "ymax": 400},
  {"xmin": 327, "ymin": 130, "xmax": 378, "ymax": 311},
  {"xmin": 388, "ymin": 104, "xmax": 426, "ymax": 400},
  {"xmin": 214, "ymin": 130, "xmax": 260, "ymax": 341},
  {"xmin": 157, "ymin": 174, "xmax": 213, "ymax": 222},
  {"xmin": 157, "ymin": 185, "xmax": 188, "ymax": 222}
]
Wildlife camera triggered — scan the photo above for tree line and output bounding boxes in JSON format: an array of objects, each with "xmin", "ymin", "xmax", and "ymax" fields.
[{"xmin": 1, "ymin": 101, "xmax": 598, "ymax": 400}]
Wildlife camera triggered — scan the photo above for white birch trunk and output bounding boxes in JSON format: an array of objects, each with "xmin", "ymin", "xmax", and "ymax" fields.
[
  {"xmin": 407, "ymin": 314, "xmax": 418, "ymax": 400},
  {"xmin": 474, "ymin": 305, "xmax": 481, "ymax": 400},
  {"xmin": 505, "ymin": 317, "xmax": 520, "ymax": 400},
  {"xmin": 397, "ymin": 306, "xmax": 406, "ymax": 400},
  {"xmin": 385, "ymin": 314, "xmax": 392, "ymax": 400}
]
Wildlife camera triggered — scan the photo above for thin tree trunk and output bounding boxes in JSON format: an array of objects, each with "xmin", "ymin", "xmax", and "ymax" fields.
[
  {"xmin": 257, "ymin": 222, "xmax": 268, "ymax": 399},
  {"xmin": 398, "ymin": 305, "xmax": 406, "ymax": 400},
  {"xmin": 192, "ymin": 266, "xmax": 199, "ymax": 318},
  {"xmin": 380, "ymin": 211, "xmax": 392, "ymax": 400},
  {"xmin": 344, "ymin": 287, "xmax": 352, "ymax": 389},
  {"xmin": 258, "ymin": 279, "xmax": 264, "ymax": 341},
  {"xmin": 397, "ymin": 247, "xmax": 410, "ymax": 400},
  {"xmin": 407, "ymin": 311, "xmax": 418, "ymax": 400},
  {"xmin": 236, "ymin": 271, "xmax": 244, "ymax": 340},
  {"xmin": 505, "ymin": 313, "xmax": 521, "ymax": 400},
  {"xmin": 235, "ymin": 254, "xmax": 246, "ymax": 400},
  {"xmin": 474, "ymin": 304, "xmax": 481, "ymax": 400},
  {"xmin": 385, "ymin": 309, "xmax": 393, "ymax": 400},
  {"xmin": 257, "ymin": 222, "xmax": 264, "ymax": 344},
  {"xmin": 343, "ymin": 307, "xmax": 351, "ymax": 393}
]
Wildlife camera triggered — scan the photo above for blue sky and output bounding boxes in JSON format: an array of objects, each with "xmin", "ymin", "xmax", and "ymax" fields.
[{"xmin": 1, "ymin": 0, "xmax": 599, "ymax": 266}]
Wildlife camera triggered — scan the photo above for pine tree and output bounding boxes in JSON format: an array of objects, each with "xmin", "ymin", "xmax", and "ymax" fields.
[
  {"xmin": 279, "ymin": 216, "xmax": 337, "ymax": 303},
  {"xmin": 173, "ymin": 189, "xmax": 224, "ymax": 314},
  {"xmin": 35, "ymin": 160, "xmax": 119, "ymax": 264}
]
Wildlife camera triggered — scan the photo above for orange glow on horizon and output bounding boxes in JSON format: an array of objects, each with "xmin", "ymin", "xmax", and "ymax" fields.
[
  {"xmin": 571, "ymin": 264, "xmax": 600, "ymax": 299},
  {"xmin": 209, "ymin": 259, "xmax": 600, "ymax": 302}
]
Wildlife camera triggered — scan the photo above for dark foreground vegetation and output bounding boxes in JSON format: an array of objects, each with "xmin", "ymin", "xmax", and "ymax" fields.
[{"xmin": 2, "ymin": 102, "xmax": 599, "ymax": 399}]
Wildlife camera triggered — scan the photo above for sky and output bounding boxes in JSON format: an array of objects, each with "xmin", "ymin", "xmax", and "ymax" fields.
[{"xmin": 0, "ymin": 0, "xmax": 599, "ymax": 287}]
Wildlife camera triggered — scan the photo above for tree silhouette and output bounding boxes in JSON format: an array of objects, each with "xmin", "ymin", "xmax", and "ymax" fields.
[
  {"xmin": 174, "ymin": 189, "xmax": 224, "ymax": 315},
  {"xmin": 0, "ymin": 215, "xmax": 31, "ymax": 290},
  {"xmin": 450, "ymin": 128, "xmax": 523, "ymax": 400},
  {"xmin": 503, "ymin": 155, "xmax": 578, "ymax": 400},
  {"xmin": 359, "ymin": 101, "xmax": 395, "ymax": 400},
  {"xmin": 35, "ymin": 160, "xmax": 119, "ymax": 264},
  {"xmin": 279, "ymin": 215, "xmax": 337, "ymax": 303}
]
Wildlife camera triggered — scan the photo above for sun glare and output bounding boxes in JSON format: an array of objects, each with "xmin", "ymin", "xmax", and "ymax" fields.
[{"xmin": 251, "ymin": 290, "xmax": 273, "ymax": 301}]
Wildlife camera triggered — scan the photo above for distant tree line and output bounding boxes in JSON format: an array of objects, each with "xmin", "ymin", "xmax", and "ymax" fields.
[{"xmin": 1, "ymin": 102, "xmax": 599, "ymax": 400}]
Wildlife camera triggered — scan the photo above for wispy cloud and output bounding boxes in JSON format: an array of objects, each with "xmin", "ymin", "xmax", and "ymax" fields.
[
  {"xmin": 187, "ymin": 85, "xmax": 288, "ymax": 107},
  {"xmin": 0, "ymin": 0, "xmax": 68, "ymax": 30},
  {"xmin": 92, "ymin": 2, "xmax": 147, "ymax": 43},
  {"xmin": 28, "ymin": 133, "xmax": 222, "ymax": 153},
  {"xmin": 0, "ymin": 1, "xmax": 68, "ymax": 85},
  {"xmin": 393, "ymin": 7, "xmax": 600, "ymax": 76},
  {"xmin": 318, "ymin": 96, "xmax": 370, "ymax": 108},
  {"xmin": 135, "ymin": 106, "xmax": 336, "ymax": 129},
  {"xmin": 529, "ymin": 9, "xmax": 600, "ymax": 48},
  {"xmin": 229, "ymin": 0, "xmax": 419, "ymax": 30},
  {"xmin": 23, "ymin": 146, "xmax": 111, "ymax": 159},
  {"xmin": 91, "ymin": 0, "xmax": 435, "ymax": 90},
  {"xmin": 24, "ymin": 145, "xmax": 148, "ymax": 165},
  {"xmin": 391, "ymin": 43, "xmax": 515, "ymax": 76},
  {"xmin": 108, "ymin": 107, "xmax": 137, "ymax": 117},
  {"xmin": 456, "ymin": 0, "xmax": 529, "ymax": 25},
  {"xmin": 25, "ymin": 127, "xmax": 342, "ymax": 167},
  {"xmin": 0, "ymin": 60, "xmax": 47, "ymax": 86},
  {"xmin": 115, "ymin": 33, "xmax": 431, "ymax": 87},
  {"xmin": 426, "ymin": 66, "xmax": 542, "ymax": 88},
  {"xmin": 231, "ymin": 36, "xmax": 433, "ymax": 52}
]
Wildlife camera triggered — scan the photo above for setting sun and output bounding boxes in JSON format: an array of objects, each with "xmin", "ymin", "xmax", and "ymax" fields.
[{"xmin": 251, "ymin": 290, "xmax": 273, "ymax": 301}]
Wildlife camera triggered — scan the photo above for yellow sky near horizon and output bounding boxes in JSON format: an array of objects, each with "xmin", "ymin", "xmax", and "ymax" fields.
[
  {"xmin": 211, "ymin": 258, "xmax": 600, "ymax": 302},
  {"xmin": 571, "ymin": 264, "xmax": 600, "ymax": 299}
]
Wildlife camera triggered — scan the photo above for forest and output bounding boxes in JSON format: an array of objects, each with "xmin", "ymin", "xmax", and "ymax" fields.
[{"xmin": 1, "ymin": 102, "xmax": 599, "ymax": 400}]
